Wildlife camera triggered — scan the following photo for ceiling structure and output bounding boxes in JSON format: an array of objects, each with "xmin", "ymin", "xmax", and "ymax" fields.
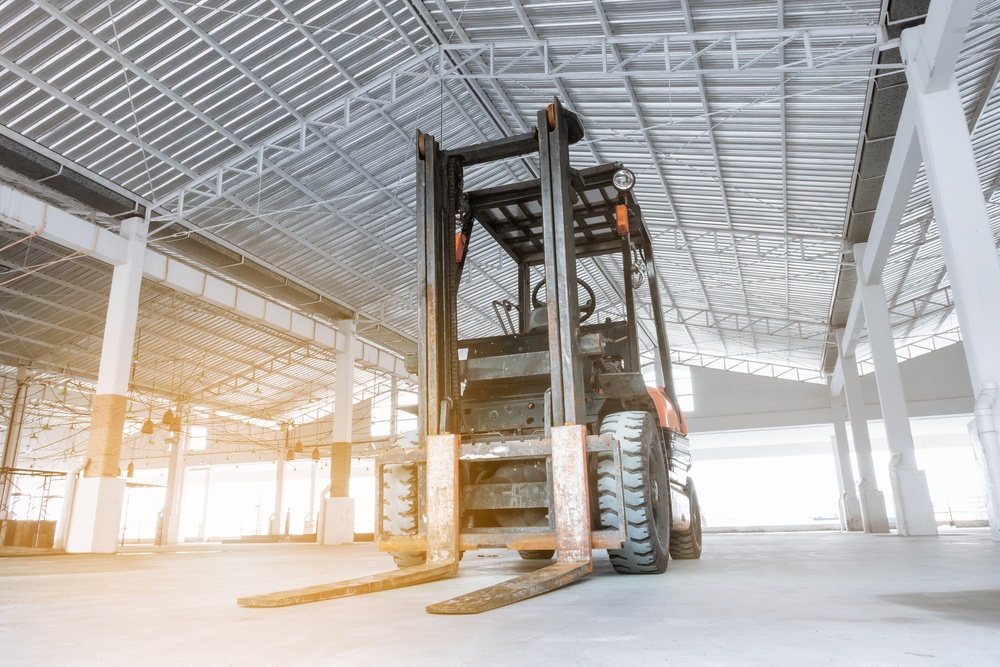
[{"xmin": 1, "ymin": 0, "xmax": 1000, "ymax": 429}]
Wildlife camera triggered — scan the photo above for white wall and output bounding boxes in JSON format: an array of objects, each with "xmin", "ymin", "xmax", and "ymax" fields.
[{"xmin": 686, "ymin": 342, "xmax": 974, "ymax": 433}]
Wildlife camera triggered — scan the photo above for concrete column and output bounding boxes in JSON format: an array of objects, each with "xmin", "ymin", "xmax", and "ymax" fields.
[
  {"xmin": 837, "ymin": 330, "xmax": 890, "ymax": 533},
  {"xmin": 323, "ymin": 318, "xmax": 355, "ymax": 545},
  {"xmin": 904, "ymin": 27, "xmax": 1000, "ymax": 541},
  {"xmin": 0, "ymin": 368, "xmax": 29, "ymax": 516},
  {"xmin": 829, "ymin": 391, "xmax": 863, "ymax": 531},
  {"xmin": 305, "ymin": 459, "xmax": 318, "ymax": 534},
  {"xmin": 270, "ymin": 453, "xmax": 286, "ymax": 536},
  {"xmin": 197, "ymin": 466, "xmax": 211, "ymax": 541},
  {"xmin": 158, "ymin": 424, "xmax": 188, "ymax": 546},
  {"xmin": 68, "ymin": 216, "xmax": 147, "ymax": 553},
  {"xmin": 389, "ymin": 375, "xmax": 398, "ymax": 438},
  {"xmin": 854, "ymin": 243, "xmax": 937, "ymax": 536}
]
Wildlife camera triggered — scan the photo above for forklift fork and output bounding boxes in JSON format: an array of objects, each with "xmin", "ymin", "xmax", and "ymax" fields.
[
  {"xmin": 427, "ymin": 424, "xmax": 592, "ymax": 614},
  {"xmin": 237, "ymin": 434, "xmax": 462, "ymax": 608},
  {"xmin": 238, "ymin": 426, "xmax": 595, "ymax": 613}
]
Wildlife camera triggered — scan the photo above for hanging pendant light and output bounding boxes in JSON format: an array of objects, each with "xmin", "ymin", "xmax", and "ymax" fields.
[
  {"xmin": 161, "ymin": 408, "xmax": 174, "ymax": 425},
  {"xmin": 141, "ymin": 415, "xmax": 155, "ymax": 434},
  {"xmin": 285, "ymin": 448, "xmax": 295, "ymax": 461},
  {"xmin": 294, "ymin": 440, "xmax": 303, "ymax": 453},
  {"xmin": 127, "ymin": 462, "xmax": 135, "ymax": 478},
  {"xmin": 311, "ymin": 447, "xmax": 321, "ymax": 461},
  {"xmin": 169, "ymin": 414, "xmax": 182, "ymax": 433}
]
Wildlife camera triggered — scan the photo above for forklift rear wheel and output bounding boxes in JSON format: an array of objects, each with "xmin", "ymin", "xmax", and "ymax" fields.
[
  {"xmin": 517, "ymin": 550, "xmax": 555, "ymax": 560},
  {"xmin": 669, "ymin": 478, "xmax": 702, "ymax": 560},
  {"xmin": 597, "ymin": 411, "xmax": 670, "ymax": 574}
]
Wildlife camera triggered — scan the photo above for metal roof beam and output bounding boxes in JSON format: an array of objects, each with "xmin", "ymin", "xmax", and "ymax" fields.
[
  {"xmin": 0, "ymin": 184, "xmax": 414, "ymax": 381},
  {"xmin": 589, "ymin": 0, "xmax": 710, "ymax": 354},
  {"xmin": 425, "ymin": 27, "xmax": 894, "ymax": 81}
]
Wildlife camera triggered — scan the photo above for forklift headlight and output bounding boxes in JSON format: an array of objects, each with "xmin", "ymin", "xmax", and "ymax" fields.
[{"xmin": 612, "ymin": 168, "xmax": 635, "ymax": 192}]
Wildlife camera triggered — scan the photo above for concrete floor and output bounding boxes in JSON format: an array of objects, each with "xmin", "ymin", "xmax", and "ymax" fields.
[{"xmin": 2, "ymin": 530, "xmax": 999, "ymax": 666}]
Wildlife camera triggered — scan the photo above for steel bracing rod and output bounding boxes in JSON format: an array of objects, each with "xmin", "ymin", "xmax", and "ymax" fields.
[
  {"xmin": 139, "ymin": 20, "xmax": 888, "ymax": 215},
  {"xmin": 152, "ymin": 0, "xmax": 525, "ymax": 216},
  {"xmin": 589, "ymin": 0, "xmax": 709, "ymax": 354},
  {"xmin": 0, "ymin": 52, "xmax": 201, "ymax": 189},
  {"xmin": 1, "ymin": 44, "xmax": 424, "ymax": 346},
  {"xmin": 679, "ymin": 0, "xmax": 754, "ymax": 358},
  {"xmin": 505, "ymin": 0, "xmax": 667, "ymax": 358},
  {"xmin": 426, "ymin": 26, "xmax": 892, "ymax": 79},
  {"xmin": 670, "ymin": 348, "xmax": 826, "ymax": 383},
  {"xmin": 150, "ymin": 0, "xmax": 514, "ymax": 332},
  {"xmin": 132, "ymin": 310, "xmax": 309, "ymax": 397},
  {"xmin": 667, "ymin": 305, "xmax": 829, "ymax": 340},
  {"xmin": 778, "ymin": 0, "xmax": 791, "ymax": 333},
  {"xmin": 895, "ymin": 278, "xmax": 953, "ymax": 341},
  {"xmin": 408, "ymin": 0, "xmax": 532, "ymax": 137},
  {"xmin": 270, "ymin": 0, "xmax": 522, "ymax": 311}
]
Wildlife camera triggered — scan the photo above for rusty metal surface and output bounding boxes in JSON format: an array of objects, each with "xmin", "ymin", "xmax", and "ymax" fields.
[
  {"xmin": 239, "ymin": 434, "xmax": 462, "ymax": 609},
  {"xmin": 236, "ymin": 562, "xmax": 457, "ymax": 608},
  {"xmin": 426, "ymin": 561, "xmax": 590, "ymax": 614},
  {"xmin": 551, "ymin": 424, "xmax": 593, "ymax": 564},
  {"xmin": 377, "ymin": 448, "xmax": 427, "ymax": 465},
  {"xmin": 460, "ymin": 440, "xmax": 550, "ymax": 459},
  {"xmin": 463, "ymin": 481, "xmax": 548, "ymax": 510},
  {"xmin": 378, "ymin": 534, "xmax": 427, "ymax": 552},
  {"xmin": 425, "ymin": 433, "xmax": 460, "ymax": 563}
]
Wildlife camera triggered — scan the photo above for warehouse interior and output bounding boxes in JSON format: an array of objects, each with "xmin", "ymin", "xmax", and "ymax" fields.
[{"xmin": 2, "ymin": 0, "xmax": 1000, "ymax": 664}]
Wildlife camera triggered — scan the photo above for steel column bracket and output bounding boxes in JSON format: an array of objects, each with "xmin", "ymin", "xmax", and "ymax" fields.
[
  {"xmin": 237, "ymin": 434, "xmax": 461, "ymax": 608},
  {"xmin": 426, "ymin": 424, "xmax": 593, "ymax": 614}
]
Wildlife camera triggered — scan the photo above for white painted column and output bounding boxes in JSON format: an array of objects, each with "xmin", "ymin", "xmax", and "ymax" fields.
[
  {"xmin": 854, "ymin": 243, "xmax": 937, "ymax": 536},
  {"xmin": 270, "ymin": 452, "xmax": 286, "ymax": 536},
  {"xmin": 158, "ymin": 424, "xmax": 188, "ymax": 546},
  {"xmin": 67, "ymin": 216, "xmax": 147, "ymax": 553},
  {"xmin": 389, "ymin": 375, "xmax": 398, "ymax": 438},
  {"xmin": 903, "ymin": 26, "xmax": 1000, "ymax": 541},
  {"xmin": 837, "ymin": 331, "xmax": 890, "ymax": 533},
  {"xmin": 829, "ymin": 391, "xmax": 863, "ymax": 531},
  {"xmin": 0, "ymin": 368, "xmax": 29, "ymax": 517},
  {"xmin": 197, "ymin": 466, "xmax": 211, "ymax": 541},
  {"xmin": 305, "ymin": 459, "xmax": 318, "ymax": 534},
  {"xmin": 323, "ymin": 318, "xmax": 355, "ymax": 545}
]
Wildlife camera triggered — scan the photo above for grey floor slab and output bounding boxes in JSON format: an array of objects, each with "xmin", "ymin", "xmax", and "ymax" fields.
[{"xmin": 1, "ymin": 529, "xmax": 998, "ymax": 666}]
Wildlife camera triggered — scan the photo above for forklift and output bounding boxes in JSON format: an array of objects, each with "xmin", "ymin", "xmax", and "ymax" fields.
[{"xmin": 240, "ymin": 99, "xmax": 701, "ymax": 614}]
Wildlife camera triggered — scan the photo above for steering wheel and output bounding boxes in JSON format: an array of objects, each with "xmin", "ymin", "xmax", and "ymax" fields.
[{"xmin": 531, "ymin": 277, "xmax": 596, "ymax": 323}]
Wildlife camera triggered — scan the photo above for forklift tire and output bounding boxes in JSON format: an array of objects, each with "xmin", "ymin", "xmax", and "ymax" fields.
[
  {"xmin": 517, "ymin": 550, "xmax": 555, "ymax": 560},
  {"xmin": 382, "ymin": 463, "xmax": 426, "ymax": 568},
  {"xmin": 598, "ymin": 411, "xmax": 670, "ymax": 574},
  {"xmin": 669, "ymin": 479, "xmax": 703, "ymax": 560}
]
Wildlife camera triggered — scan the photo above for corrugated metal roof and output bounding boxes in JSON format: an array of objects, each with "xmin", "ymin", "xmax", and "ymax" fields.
[{"xmin": 1, "ymin": 0, "xmax": 999, "ymax": 428}]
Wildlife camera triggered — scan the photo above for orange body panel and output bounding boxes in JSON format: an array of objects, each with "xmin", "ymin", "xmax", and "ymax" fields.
[{"xmin": 647, "ymin": 386, "xmax": 687, "ymax": 435}]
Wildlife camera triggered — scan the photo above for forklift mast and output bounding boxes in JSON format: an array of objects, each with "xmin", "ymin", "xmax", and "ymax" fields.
[{"xmin": 416, "ymin": 99, "xmax": 683, "ymax": 441}]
